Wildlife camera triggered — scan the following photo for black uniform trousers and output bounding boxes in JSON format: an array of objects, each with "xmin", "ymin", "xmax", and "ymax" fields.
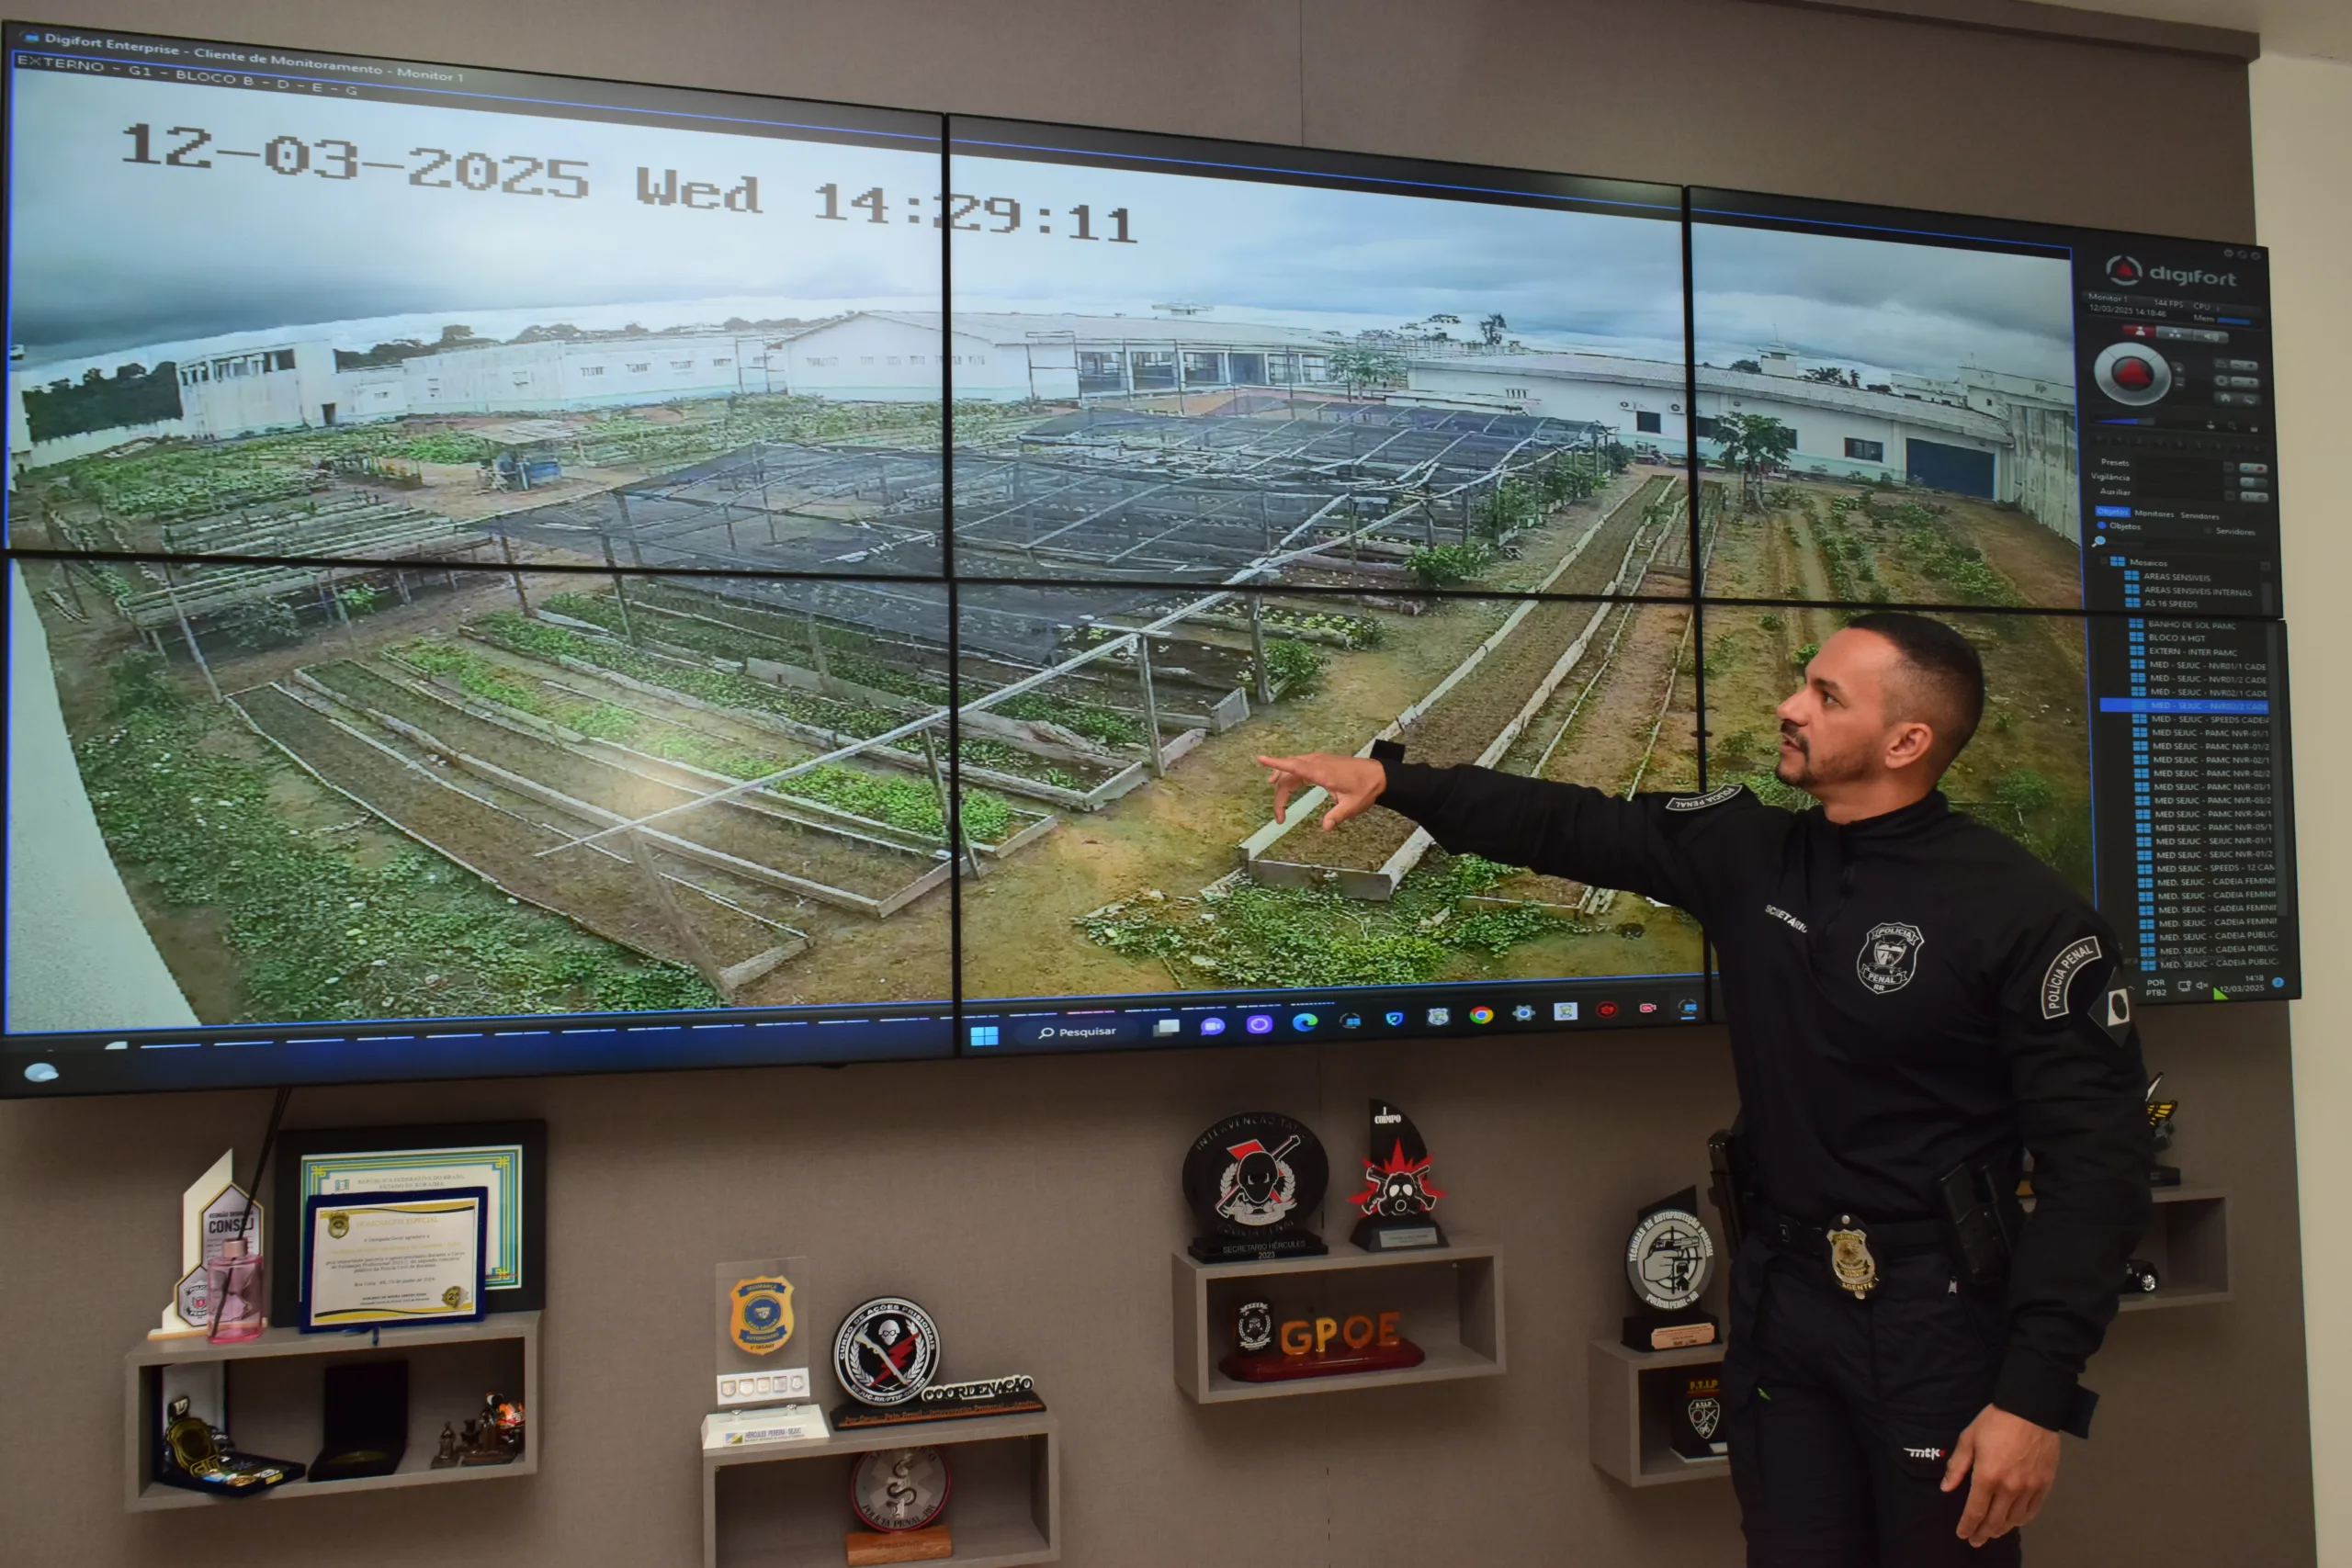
[{"xmin": 1724, "ymin": 1230, "xmax": 2023, "ymax": 1568}]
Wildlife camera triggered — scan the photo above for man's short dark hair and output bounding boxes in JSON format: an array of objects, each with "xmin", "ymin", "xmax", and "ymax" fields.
[{"xmin": 1845, "ymin": 611, "xmax": 1984, "ymax": 767}]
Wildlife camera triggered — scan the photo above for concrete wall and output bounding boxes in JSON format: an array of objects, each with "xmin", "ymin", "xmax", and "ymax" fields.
[
  {"xmin": 2251, "ymin": 47, "xmax": 2352, "ymax": 1568},
  {"xmin": 3, "ymin": 566, "xmax": 198, "ymax": 1034},
  {"xmin": 0, "ymin": 3, "xmax": 2312, "ymax": 1566}
]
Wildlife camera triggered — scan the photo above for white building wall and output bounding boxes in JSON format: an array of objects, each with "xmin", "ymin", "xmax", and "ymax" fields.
[
  {"xmin": 180, "ymin": 339, "xmax": 336, "ymax": 438},
  {"xmin": 775, "ymin": 316, "xmax": 1010, "ymax": 400},
  {"xmin": 400, "ymin": 334, "xmax": 749, "ymax": 414}
]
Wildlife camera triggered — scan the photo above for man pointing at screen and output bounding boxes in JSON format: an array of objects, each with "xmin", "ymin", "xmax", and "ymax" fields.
[{"xmin": 1260, "ymin": 611, "xmax": 2150, "ymax": 1566}]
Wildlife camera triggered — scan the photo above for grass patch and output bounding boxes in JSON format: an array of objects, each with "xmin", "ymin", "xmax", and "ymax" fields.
[{"xmin": 78, "ymin": 685, "xmax": 716, "ymax": 1022}]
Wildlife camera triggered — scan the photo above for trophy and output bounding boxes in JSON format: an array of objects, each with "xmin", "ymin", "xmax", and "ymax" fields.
[
  {"xmin": 831, "ymin": 1297, "xmax": 1045, "ymax": 1429},
  {"xmin": 714, "ymin": 1256, "xmax": 814, "ymax": 1411},
  {"xmin": 1182, "ymin": 1112, "xmax": 1329, "ymax": 1263},
  {"xmin": 1217, "ymin": 1302, "xmax": 1425, "ymax": 1383},
  {"xmin": 2146, "ymin": 1074, "xmax": 2182, "ymax": 1188},
  {"xmin": 1622, "ymin": 1187, "xmax": 1718, "ymax": 1351},
  {"xmin": 847, "ymin": 1446, "xmax": 953, "ymax": 1565},
  {"xmin": 1667, "ymin": 1368, "xmax": 1728, "ymax": 1460},
  {"xmin": 156, "ymin": 1393, "xmax": 305, "ymax": 1496},
  {"xmin": 153, "ymin": 1150, "xmax": 263, "ymax": 1340},
  {"xmin": 1350, "ymin": 1100, "xmax": 1448, "ymax": 1252}
]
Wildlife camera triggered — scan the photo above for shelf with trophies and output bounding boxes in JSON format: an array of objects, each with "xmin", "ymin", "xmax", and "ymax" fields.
[
  {"xmin": 700, "ymin": 1263, "xmax": 1058, "ymax": 1568},
  {"xmin": 2114, "ymin": 1075, "xmax": 2232, "ymax": 1314},
  {"xmin": 1589, "ymin": 1185, "xmax": 1730, "ymax": 1487},
  {"xmin": 122, "ymin": 1145, "xmax": 538, "ymax": 1510},
  {"xmin": 1170, "ymin": 1104, "xmax": 1506, "ymax": 1404}
]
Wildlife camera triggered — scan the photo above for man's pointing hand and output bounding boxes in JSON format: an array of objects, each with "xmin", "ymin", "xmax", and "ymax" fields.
[{"xmin": 1258, "ymin": 752, "xmax": 1388, "ymax": 831}]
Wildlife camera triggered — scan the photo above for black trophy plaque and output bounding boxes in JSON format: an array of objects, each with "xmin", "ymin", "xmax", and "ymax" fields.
[
  {"xmin": 2146, "ymin": 1074, "xmax": 2182, "ymax": 1188},
  {"xmin": 1182, "ymin": 1112, "xmax": 1329, "ymax": 1263},
  {"xmin": 1623, "ymin": 1186, "xmax": 1719, "ymax": 1352},
  {"xmin": 1350, "ymin": 1100, "xmax": 1449, "ymax": 1252}
]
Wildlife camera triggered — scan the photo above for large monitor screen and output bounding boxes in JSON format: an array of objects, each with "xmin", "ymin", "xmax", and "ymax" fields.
[{"xmin": 2, "ymin": 23, "xmax": 2299, "ymax": 1096}]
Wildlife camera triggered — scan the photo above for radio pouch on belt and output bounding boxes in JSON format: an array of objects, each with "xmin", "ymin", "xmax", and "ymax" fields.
[
  {"xmin": 1933, "ymin": 1161, "xmax": 2018, "ymax": 1287},
  {"xmin": 1707, "ymin": 1127, "xmax": 1754, "ymax": 1254}
]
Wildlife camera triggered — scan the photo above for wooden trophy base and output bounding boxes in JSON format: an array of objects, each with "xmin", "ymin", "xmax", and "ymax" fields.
[
  {"xmin": 1219, "ymin": 1337, "xmax": 1425, "ymax": 1382},
  {"xmin": 845, "ymin": 1525, "xmax": 953, "ymax": 1564},
  {"xmin": 1623, "ymin": 1309, "xmax": 1718, "ymax": 1352}
]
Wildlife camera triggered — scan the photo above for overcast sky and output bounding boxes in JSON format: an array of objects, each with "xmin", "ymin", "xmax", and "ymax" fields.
[
  {"xmin": 1693, "ymin": 222, "xmax": 2075, "ymax": 384},
  {"xmin": 9, "ymin": 67, "xmax": 2072, "ymax": 391}
]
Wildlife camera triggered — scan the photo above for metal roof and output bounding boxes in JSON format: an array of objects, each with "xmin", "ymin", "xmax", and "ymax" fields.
[
  {"xmin": 1411, "ymin": 352, "xmax": 2021, "ymax": 443},
  {"xmin": 828, "ymin": 310, "xmax": 1342, "ymax": 351}
]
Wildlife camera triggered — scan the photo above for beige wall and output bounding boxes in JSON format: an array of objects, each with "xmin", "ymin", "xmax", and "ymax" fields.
[
  {"xmin": 0, "ymin": 3, "xmax": 2318, "ymax": 1564},
  {"xmin": 2254, "ymin": 48, "xmax": 2352, "ymax": 1568}
]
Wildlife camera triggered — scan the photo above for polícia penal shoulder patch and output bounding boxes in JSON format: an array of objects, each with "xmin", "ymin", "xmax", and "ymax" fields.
[{"xmin": 1664, "ymin": 784, "xmax": 1746, "ymax": 814}]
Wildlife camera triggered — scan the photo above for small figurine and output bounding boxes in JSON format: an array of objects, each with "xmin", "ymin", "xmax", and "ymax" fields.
[
  {"xmin": 459, "ymin": 1393, "xmax": 525, "ymax": 1466},
  {"xmin": 431, "ymin": 1423, "xmax": 460, "ymax": 1469}
]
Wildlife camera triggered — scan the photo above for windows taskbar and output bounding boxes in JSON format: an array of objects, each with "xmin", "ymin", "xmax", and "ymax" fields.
[
  {"xmin": 2, "ymin": 973, "xmax": 1709, "ymax": 1093},
  {"xmin": 962, "ymin": 974, "xmax": 1708, "ymax": 1055}
]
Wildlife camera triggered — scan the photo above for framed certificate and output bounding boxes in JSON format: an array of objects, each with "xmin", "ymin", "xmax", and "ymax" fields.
[
  {"xmin": 300, "ymin": 1189, "xmax": 488, "ymax": 1331},
  {"xmin": 271, "ymin": 1122, "xmax": 544, "ymax": 1328}
]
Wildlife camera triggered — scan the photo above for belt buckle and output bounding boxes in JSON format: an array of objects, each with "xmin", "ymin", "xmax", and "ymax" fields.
[{"xmin": 1826, "ymin": 1214, "xmax": 1879, "ymax": 1300}]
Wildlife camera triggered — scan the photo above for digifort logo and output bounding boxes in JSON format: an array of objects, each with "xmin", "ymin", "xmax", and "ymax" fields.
[{"xmin": 2106, "ymin": 254, "xmax": 2238, "ymax": 290}]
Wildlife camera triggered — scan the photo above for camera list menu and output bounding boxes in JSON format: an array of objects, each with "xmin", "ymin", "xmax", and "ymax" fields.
[{"xmin": 2091, "ymin": 616, "xmax": 2296, "ymax": 1000}]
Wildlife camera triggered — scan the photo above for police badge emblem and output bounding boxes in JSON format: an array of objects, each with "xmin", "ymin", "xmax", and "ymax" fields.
[
  {"xmin": 1856, "ymin": 921, "xmax": 1926, "ymax": 995},
  {"xmin": 1234, "ymin": 1299, "xmax": 1274, "ymax": 1355},
  {"xmin": 1826, "ymin": 1217, "xmax": 1879, "ymax": 1299},
  {"xmin": 729, "ymin": 1275, "xmax": 797, "ymax": 1357},
  {"xmin": 1668, "ymin": 1369, "xmax": 1729, "ymax": 1460}
]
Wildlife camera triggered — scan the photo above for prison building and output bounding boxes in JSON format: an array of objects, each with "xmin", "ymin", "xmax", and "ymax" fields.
[
  {"xmin": 177, "ymin": 341, "xmax": 342, "ymax": 440},
  {"xmin": 167, "ymin": 331, "xmax": 786, "ymax": 439},
  {"xmin": 1403, "ymin": 352, "xmax": 2080, "ymax": 539},
  {"xmin": 771, "ymin": 311, "xmax": 1340, "ymax": 402}
]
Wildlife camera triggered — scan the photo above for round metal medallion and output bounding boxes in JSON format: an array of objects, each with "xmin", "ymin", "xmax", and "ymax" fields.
[
  {"xmin": 1624, "ymin": 1207, "xmax": 1714, "ymax": 1313},
  {"xmin": 832, "ymin": 1297, "xmax": 941, "ymax": 1407},
  {"xmin": 851, "ymin": 1446, "xmax": 951, "ymax": 1533}
]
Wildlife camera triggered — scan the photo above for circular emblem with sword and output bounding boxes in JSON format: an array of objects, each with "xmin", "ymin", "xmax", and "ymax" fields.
[{"xmin": 833, "ymin": 1297, "xmax": 941, "ymax": 1408}]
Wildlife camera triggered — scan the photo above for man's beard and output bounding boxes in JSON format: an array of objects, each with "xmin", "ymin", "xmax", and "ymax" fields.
[{"xmin": 1776, "ymin": 726, "xmax": 1866, "ymax": 792}]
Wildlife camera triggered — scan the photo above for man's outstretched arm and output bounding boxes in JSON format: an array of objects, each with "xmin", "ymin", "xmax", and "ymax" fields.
[{"xmin": 1257, "ymin": 750, "xmax": 1766, "ymax": 917}]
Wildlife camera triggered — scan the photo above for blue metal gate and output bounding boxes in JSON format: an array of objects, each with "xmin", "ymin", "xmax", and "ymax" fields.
[{"xmin": 1905, "ymin": 438, "xmax": 1996, "ymax": 498}]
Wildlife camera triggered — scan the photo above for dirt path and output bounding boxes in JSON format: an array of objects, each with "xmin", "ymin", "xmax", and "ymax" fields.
[{"xmin": 1275, "ymin": 479, "xmax": 1675, "ymax": 873}]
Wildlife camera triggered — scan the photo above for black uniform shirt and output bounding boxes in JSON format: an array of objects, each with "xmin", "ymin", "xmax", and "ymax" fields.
[{"xmin": 1377, "ymin": 762, "xmax": 2153, "ymax": 1433}]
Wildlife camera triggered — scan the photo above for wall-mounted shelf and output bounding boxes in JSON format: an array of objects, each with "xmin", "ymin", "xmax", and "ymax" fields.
[
  {"xmin": 2117, "ymin": 1183, "xmax": 2231, "ymax": 1313},
  {"xmin": 1588, "ymin": 1337, "xmax": 1729, "ymax": 1488},
  {"xmin": 702, "ymin": 1411, "xmax": 1057, "ymax": 1568},
  {"xmin": 1170, "ymin": 1239, "xmax": 1505, "ymax": 1404},
  {"xmin": 123, "ymin": 1312, "xmax": 539, "ymax": 1510}
]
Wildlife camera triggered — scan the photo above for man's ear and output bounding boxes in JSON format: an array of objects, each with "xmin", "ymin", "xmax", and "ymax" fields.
[{"xmin": 1883, "ymin": 721, "xmax": 1938, "ymax": 771}]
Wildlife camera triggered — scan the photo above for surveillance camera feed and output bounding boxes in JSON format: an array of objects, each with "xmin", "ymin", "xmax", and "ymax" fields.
[{"xmin": 0, "ymin": 28, "xmax": 2298, "ymax": 1096}]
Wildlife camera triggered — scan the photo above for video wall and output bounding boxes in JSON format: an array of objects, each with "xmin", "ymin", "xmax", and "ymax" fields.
[{"xmin": 2, "ymin": 25, "xmax": 2298, "ymax": 1093}]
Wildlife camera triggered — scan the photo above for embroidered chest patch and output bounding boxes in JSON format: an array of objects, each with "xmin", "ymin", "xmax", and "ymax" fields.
[{"xmin": 1855, "ymin": 921, "xmax": 1925, "ymax": 995}]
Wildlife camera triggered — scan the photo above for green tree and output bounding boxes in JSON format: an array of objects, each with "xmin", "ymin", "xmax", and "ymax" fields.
[
  {"xmin": 1713, "ymin": 412, "xmax": 1798, "ymax": 510},
  {"xmin": 1479, "ymin": 312, "xmax": 1509, "ymax": 347},
  {"xmin": 1329, "ymin": 344, "xmax": 1408, "ymax": 400}
]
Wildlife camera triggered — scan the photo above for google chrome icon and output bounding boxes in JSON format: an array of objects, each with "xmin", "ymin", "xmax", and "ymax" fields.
[{"xmin": 1468, "ymin": 1006, "xmax": 1495, "ymax": 1024}]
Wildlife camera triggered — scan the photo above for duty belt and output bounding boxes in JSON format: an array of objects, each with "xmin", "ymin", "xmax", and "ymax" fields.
[{"xmin": 1759, "ymin": 1204, "xmax": 1944, "ymax": 1301}]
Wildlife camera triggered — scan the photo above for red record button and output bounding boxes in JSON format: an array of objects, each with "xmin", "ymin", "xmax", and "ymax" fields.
[
  {"xmin": 1597, "ymin": 1001, "xmax": 1620, "ymax": 1019},
  {"xmin": 2094, "ymin": 340, "xmax": 2172, "ymax": 406},
  {"xmin": 2112, "ymin": 355, "xmax": 2155, "ymax": 390}
]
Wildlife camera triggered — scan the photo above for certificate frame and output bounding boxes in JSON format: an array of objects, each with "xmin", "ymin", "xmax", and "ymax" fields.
[
  {"xmin": 300, "ymin": 1188, "xmax": 488, "ymax": 1331},
  {"xmin": 271, "ymin": 1121, "xmax": 545, "ymax": 1328}
]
